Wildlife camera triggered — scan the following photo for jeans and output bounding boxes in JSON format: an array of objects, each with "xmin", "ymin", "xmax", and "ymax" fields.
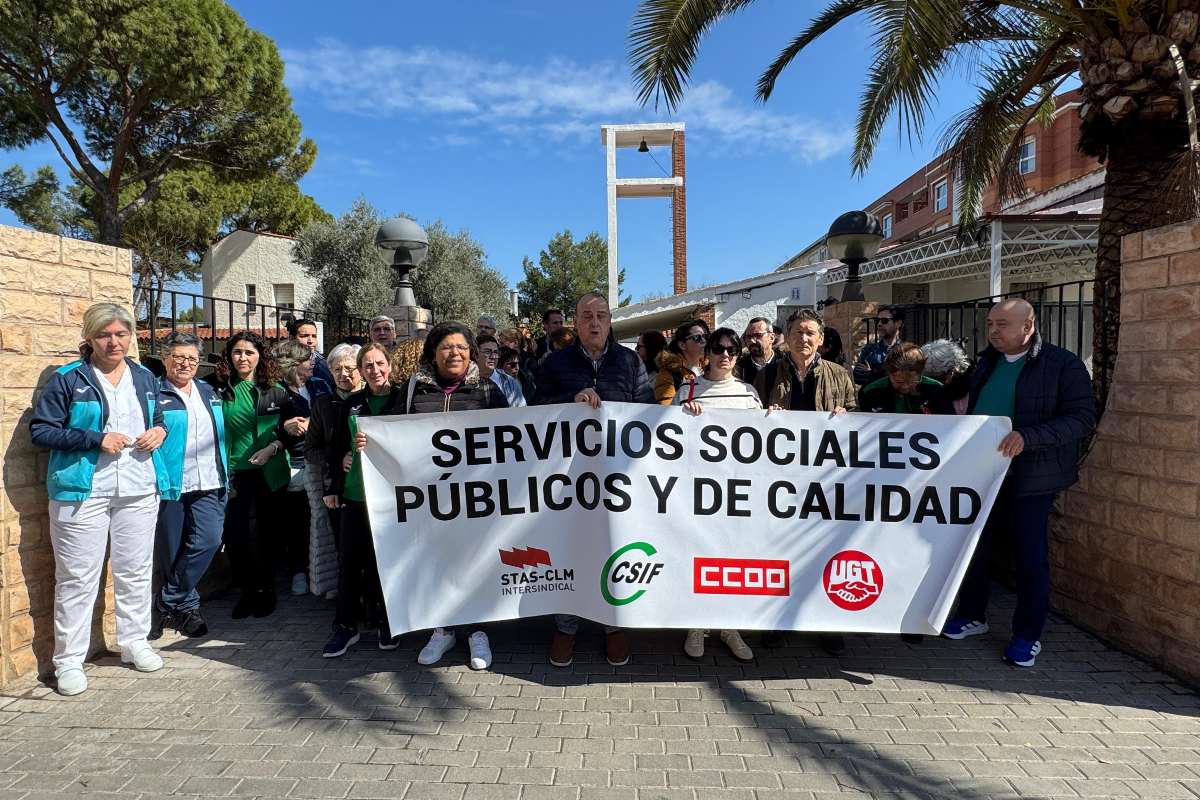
[
  {"xmin": 956, "ymin": 481, "xmax": 1056, "ymax": 641},
  {"xmin": 334, "ymin": 501, "xmax": 384, "ymax": 632},
  {"xmin": 555, "ymin": 615, "xmax": 618, "ymax": 636},
  {"xmin": 155, "ymin": 489, "xmax": 226, "ymax": 613}
]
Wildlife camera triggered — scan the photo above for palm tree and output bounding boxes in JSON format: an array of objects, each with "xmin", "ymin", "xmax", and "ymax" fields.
[{"xmin": 629, "ymin": 0, "xmax": 1198, "ymax": 410}]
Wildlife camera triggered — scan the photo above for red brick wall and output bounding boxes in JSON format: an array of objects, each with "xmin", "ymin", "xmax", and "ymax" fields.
[
  {"xmin": 672, "ymin": 130, "xmax": 687, "ymax": 295},
  {"xmin": 1051, "ymin": 219, "xmax": 1200, "ymax": 684}
]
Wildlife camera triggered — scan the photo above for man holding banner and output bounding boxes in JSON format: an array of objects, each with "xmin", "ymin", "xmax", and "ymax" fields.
[
  {"xmin": 942, "ymin": 299, "xmax": 1095, "ymax": 668},
  {"xmin": 533, "ymin": 291, "xmax": 654, "ymax": 668}
]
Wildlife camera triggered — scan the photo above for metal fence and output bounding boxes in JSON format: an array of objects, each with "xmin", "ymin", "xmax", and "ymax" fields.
[
  {"xmin": 858, "ymin": 278, "xmax": 1112, "ymax": 394},
  {"xmin": 135, "ymin": 283, "xmax": 371, "ymax": 357}
]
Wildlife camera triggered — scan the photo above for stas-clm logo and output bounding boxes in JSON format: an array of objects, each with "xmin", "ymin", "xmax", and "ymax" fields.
[
  {"xmin": 600, "ymin": 541, "xmax": 664, "ymax": 606},
  {"xmin": 498, "ymin": 547, "xmax": 575, "ymax": 595}
]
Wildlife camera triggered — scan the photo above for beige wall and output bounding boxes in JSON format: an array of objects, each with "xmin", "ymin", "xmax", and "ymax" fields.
[
  {"xmin": 202, "ymin": 230, "xmax": 316, "ymax": 327},
  {"xmin": 1051, "ymin": 219, "xmax": 1200, "ymax": 685},
  {"xmin": 0, "ymin": 224, "xmax": 132, "ymax": 686}
]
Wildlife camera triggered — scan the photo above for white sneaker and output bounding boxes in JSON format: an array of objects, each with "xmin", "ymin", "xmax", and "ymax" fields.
[
  {"xmin": 684, "ymin": 629, "xmax": 706, "ymax": 660},
  {"xmin": 418, "ymin": 628, "xmax": 456, "ymax": 665},
  {"xmin": 120, "ymin": 641, "xmax": 163, "ymax": 672},
  {"xmin": 55, "ymin": 668, "xmax": 87, "ymax": 696},
  {"xmin": 291, "ymin": 573, "xmax": 308, "ymax": 596},
  {"xmin": 720, "ymin": 630, "xmax": 754, "ymax": 662},
  {"xmin": 468, "ymin": 631, "xmax": 493, "ymax": 670}
]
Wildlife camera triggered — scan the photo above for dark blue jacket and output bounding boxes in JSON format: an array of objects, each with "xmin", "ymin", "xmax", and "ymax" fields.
[
  {"xmin": 533, "ymin": 340, "xmax": 653, "ymax": 405},
  {"xmin": 968, "ymin": 335, "xmax": 1095, "ymax": 496},
  {"xmin": 30, "ymin": 358, "xmax": 168, "ymax": 501}
]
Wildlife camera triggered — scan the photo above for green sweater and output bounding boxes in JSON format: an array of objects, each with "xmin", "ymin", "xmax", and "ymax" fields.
[
  {"xmin": 974, "ymin": 355, "xmax": 1026, "ymax": 419},
  {"xmin": 223, "ymin": 378, "xmax": 290, "ymax": 490}
]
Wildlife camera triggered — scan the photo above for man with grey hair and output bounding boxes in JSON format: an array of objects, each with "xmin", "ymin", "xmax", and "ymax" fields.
[
  {"xmin": 942, "ymin": 299, "xmax": 1095, "ymax": 668},
  {"xmin": 369, "ymin": 316, "xmax": 396, "ymax": 350},
  {"xmin": 476, "ymin": 315, "xmax": 497, "ymax": 339},
  {"xmin": 152, "ymin": 331, "xmax": 228, "ymax": 640},
  {"xmin": 534, "ymin": 291, "xmax": 653, "ymax": 668}
]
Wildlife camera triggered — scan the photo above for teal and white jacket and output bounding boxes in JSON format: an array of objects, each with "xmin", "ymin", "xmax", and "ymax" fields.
[
  {"xmin": 30, "ymin": 358, "xmax": 168, "ymax": 502},
  {"xmin": 156, "ymin": 377, "xmax": 229, "ymax": 502}
]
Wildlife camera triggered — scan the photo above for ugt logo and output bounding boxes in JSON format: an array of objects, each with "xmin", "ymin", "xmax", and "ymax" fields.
[
  {"xmin": 600, "ymin": 541, "xmax": 663, "ymax": 606},
  {"xmin": 822, "ymin": 550, "xmax": 883, "ymax": 611}
]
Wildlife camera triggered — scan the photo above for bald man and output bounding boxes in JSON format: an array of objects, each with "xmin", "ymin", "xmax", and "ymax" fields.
[{"xmin": 942, "ymin": 298, "xmax": 1095, "ymax": 667}]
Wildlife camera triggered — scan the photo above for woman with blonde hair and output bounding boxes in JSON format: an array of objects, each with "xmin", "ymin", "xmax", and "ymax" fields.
[{"xmin": 31, "ymin": 303, "xmax": 169, "ymax": 695}]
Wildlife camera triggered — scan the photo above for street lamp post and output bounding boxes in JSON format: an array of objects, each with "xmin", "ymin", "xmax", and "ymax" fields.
[
  {"xmin": 375, "ymin": 217, "xmax": 429, "ymax": 308},
  {"xmin": 826, "ymin": 211, "xmax": 884, "ymax": 302}
]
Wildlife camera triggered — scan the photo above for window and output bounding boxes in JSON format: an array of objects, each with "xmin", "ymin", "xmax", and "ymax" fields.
[
  {"xmin": 245, "ymin": 283, "xmax": 256, "ymax": 313},
  {"xmin": 896, "ymin": 203, "xmax": 909, "ymax": 222},
  {"xmin": 933, "ymin": 180, "xmax": 948, "ymax": 213},
  {"xmin": 1019, "ymin": 136, "xmax": 1036, "ymax": 174},
  {"xmin": 882, "ymin": 213, "xmax": 893, "ymax": 239},
  {"xmin": 273, "ymin": 283, "xmax": 295, "ymax": 310}
]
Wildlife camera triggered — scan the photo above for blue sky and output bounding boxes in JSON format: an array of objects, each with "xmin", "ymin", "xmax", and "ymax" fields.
[{"xmin": 0, "ymin": 0, "xmax": 983, "ymax": 302}]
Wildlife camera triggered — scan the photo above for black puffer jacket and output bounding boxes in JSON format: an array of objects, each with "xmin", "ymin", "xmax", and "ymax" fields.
[
  {"xmin": 533, "ymin": 340, "xmax": 653, "ymax": 405},
  {"xmin": 400, "ymin": 362, "xmax": 509, "ymax": 415},
  {"xmin": 968, "ymin": 333, "xmax": 1096, "ymax": 496}
]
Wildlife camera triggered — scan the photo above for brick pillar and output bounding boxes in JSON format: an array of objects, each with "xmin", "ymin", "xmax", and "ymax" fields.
[
  {"xmin": 821, "ymin": 300, "xmax": 878, "ymax": 364},
  {"xmin": 1051, "ymin": 218, "xmax": 1200, "ymax": 685},
  {"xmin": 0, "ymin": 223, "xmax": 132, "ymax": 686},
  {"xmin": 672, "ymin": 130, "xmax": 687, "ymax": 295}
]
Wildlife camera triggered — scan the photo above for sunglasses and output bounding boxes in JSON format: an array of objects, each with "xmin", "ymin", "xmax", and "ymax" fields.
[
  {"xmin": 708, "ymin": 345, "xmax": 738, "ymax": 356},
  {"xmin": 683, "ymin": 333, "xmax": 707, "ymax": 344}
]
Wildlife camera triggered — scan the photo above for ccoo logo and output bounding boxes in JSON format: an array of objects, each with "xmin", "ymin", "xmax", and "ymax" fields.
[{"xmin": 822, "ymin": 550, "xmax": 883, "ymax": 611}]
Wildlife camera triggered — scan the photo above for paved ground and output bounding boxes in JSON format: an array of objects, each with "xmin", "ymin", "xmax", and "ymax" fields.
[{"xmin": 0, "ymin": 587, "xmax": 1197, "ymax": 800}]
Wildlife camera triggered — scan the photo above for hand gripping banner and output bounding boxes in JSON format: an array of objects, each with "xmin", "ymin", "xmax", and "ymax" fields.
[{"xmin": 358, "ymin": 403, "xmax": 1011, "ymax": 635}]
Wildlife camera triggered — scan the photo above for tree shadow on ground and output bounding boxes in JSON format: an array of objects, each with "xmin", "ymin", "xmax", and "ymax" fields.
[{"xmin": 26, "ymin": 582, "xmax": 1185, "ymax": 800}]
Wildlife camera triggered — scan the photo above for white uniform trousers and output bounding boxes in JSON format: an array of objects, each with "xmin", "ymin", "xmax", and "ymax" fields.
[{"xmin": 48, "ymin": 493, "xmax": 158, "ymax": 672}]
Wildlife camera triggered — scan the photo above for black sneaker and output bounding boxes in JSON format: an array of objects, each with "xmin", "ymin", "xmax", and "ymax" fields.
[
  {"xmin": 232, "ymin": 594, "xmax": 254, "ymax": 619},
  {"xmin": 323, "ymin": 625, "xmax": 360, "ymax": 658},
  {"xmin": 149, "ymin": 609, "xmax": 173, "ymax": 641},
  {"xmin": 251, "ymin": 590, "xmax": 276, "ymax": 619},
  {"xmin": 177, "ymin": 609, "xmax": 208, "ymax": 638},
  {"xmin": 760, "ymin": 630, "xmax": 786, "ymax": 648},
  {"xmin": 377, "ymin": 627, "xmax": 402, "ymax": 650},
  {"xmin": 819, "ymin": 634, "xmax": 846, "ymax": 656}
]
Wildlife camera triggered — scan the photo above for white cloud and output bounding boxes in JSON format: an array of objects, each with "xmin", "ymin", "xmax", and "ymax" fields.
[{"xmin": 282, "ymin": 40, "xmax": 849, "ymax": 161}]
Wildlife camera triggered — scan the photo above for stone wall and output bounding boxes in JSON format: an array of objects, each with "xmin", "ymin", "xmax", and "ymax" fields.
[
  {"xmin": 1051, "ymin": 219, "xmax": 1200, "ymax": 685},
  {"xmin": 0, "ymin": 223, "xmax": 133, "ymax": 687}
]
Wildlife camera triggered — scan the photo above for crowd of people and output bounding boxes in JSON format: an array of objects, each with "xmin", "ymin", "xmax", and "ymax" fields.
[{"xmin": 29, "ymin": 292, "xmax": 1095, "ymax": 696}]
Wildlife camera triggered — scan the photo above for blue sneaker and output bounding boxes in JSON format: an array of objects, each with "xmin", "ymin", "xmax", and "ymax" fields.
[
  {"xmin": 323, "ymin": 625, "xmax": 360, "ymax": 658},
  {"xmin": 1004, "ymin": 637, "xmax": 1042, "ymax": 667},
  {"xmin": 941, "ymin": 617, "xmax": 989, "ymax": 639}
]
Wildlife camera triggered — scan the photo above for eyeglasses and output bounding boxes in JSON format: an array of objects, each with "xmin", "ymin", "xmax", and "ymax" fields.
[
  {"xmin": 745, "ymin": 331, "xmax": 770, "ymax": 340},
  {"xmin": 169, "ymin": 355, "xmax": 199, "ymax": 366},
  {"xmin": 708, "ymin": 345, "xmax": 738, "ymax": 356},
  {"xmin": 480, "ymin": 349, "xmax": 500, "ymax": 359},
  {"xmin": 332, "ymin": 365, "xmax": 359, "ymax": 375},
  {"xmin": 437, "ymin": 344, "xmax": 471, "ymax": 354},
  {"xmin": 683, "ymin": 334, "xmax": 707, "ymax": 344}
]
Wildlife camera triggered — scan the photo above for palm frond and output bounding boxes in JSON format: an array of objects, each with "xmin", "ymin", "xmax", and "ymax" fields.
[
  {"xmin": 849, "ymin": 0, "xmax": 967, "ymax": 173},
  {"xmin": 940, "ymin": 41, "xmax": 1077, "ymax": 227},
  {"xmin": 629, "ymin": 0, "xmax": 759, "ymax": 110},
  {"xmin": 755, "ymin": 0, "xmax": 874, "ymax": 101}
]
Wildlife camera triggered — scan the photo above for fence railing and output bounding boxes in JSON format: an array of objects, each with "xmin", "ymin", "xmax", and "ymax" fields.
[
  {"xmin": 134, "ymin": 283, "xmax": 371, "ymax": 357},
  {"xmin": 858, "ymin": 278, "xmax": 1112, "ymax": 398}
]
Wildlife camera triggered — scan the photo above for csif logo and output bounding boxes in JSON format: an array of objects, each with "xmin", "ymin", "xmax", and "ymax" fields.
[
  {"xmin": 600, "ymin": 541, "xmax": 663, "ymax": 606},
  {"xmin": 822, "ymin": 550, "xmax": 883, "ymax": 611}
]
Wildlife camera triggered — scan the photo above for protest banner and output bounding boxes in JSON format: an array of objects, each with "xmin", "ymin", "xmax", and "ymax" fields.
[{"xmin": 359, "ymin": 403, "xmax": 1011, "ymax": 635}]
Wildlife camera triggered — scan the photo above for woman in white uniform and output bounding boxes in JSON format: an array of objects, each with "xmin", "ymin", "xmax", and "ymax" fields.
[{"xmin": 30, "ymin": 303, "xmax": 169, "ymax": 696}]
